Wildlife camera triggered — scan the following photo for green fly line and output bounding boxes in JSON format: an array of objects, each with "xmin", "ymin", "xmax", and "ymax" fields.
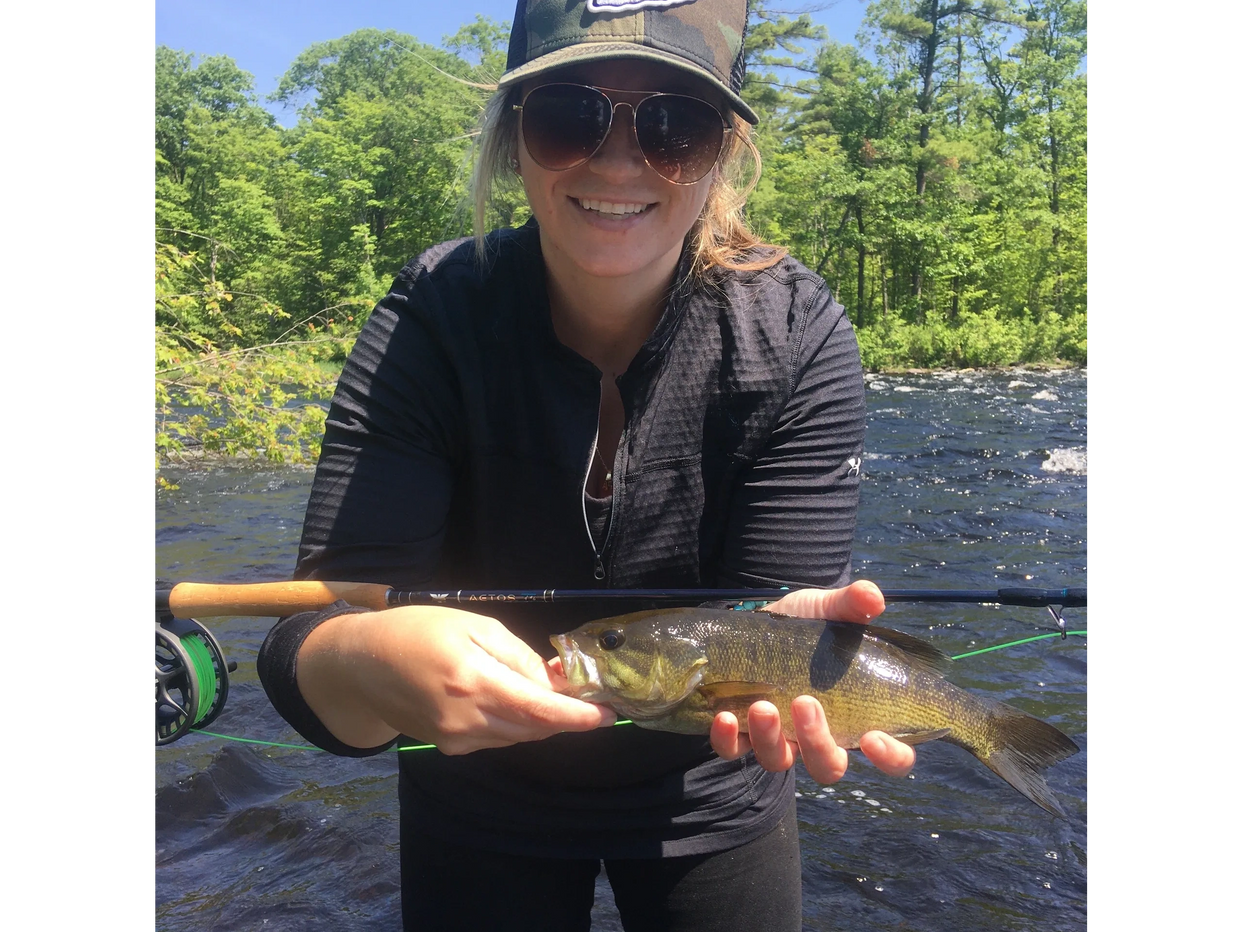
[
  {"xmin": 950, "ymin": 629, "xmax": 1086, "ymax": 660},
  {"xmin": 181, "ymin": 633, "xmax": 220, "ymax": 726},
  {"xmin": 189, "ymin": 629, "xmax": 1087, "ymax": 750}
]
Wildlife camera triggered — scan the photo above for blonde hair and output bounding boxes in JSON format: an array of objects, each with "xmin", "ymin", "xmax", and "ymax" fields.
[{"xmin": 470, "ymin": 86, "xmax": 786, "ymax": 278}]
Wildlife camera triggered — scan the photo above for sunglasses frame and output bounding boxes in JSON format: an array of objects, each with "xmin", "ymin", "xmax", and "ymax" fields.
[{"xmin": 512, "ymin": 82, "xmax": 732, "ymax": 186}]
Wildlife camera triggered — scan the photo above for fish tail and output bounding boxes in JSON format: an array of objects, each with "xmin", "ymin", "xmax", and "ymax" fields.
[{"xmin": 952, "ymin": 700, "xmax": 1080, "ymax": 818}]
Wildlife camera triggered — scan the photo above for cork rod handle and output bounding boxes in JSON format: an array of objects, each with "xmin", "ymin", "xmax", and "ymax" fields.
[{"xmin": 163, "ymin": 581, "xmax": 391, "ymax": 617}]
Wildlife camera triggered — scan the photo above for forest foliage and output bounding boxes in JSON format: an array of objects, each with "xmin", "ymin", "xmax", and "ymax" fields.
[{"xmin": 155, "ymin": 2, "xmax": 1085, "ymax": 470}]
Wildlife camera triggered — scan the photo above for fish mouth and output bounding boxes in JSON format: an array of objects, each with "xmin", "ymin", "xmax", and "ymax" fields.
[{"xmin": 551, "ymin": 634, "xmax": 605, "ymax": 700}]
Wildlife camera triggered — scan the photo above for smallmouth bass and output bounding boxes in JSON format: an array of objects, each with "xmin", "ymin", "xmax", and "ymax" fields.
[{"xmin": 552, "ymin": 608, "xmax": 1080, "ymax": 816}]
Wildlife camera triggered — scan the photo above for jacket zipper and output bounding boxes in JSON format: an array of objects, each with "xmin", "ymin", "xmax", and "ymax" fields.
[{"xmin": 581, "ymin": 396, "xmax": 617, "ymax": 581}]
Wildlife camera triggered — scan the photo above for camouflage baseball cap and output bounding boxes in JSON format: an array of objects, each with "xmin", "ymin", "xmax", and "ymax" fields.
[{"xmin": 499, "ymin": 0, "xmax": 757, "ymax": 125}]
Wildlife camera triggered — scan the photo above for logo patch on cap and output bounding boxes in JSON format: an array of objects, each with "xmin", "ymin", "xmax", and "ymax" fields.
[{"xmin": 586, "ymin": 0, "xmax": 698, "ymax": 13}]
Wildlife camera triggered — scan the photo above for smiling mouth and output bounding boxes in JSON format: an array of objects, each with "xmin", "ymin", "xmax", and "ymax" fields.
[{"xmin": 574, "ymin": 197, "xmax": 652, "ymax": 218}]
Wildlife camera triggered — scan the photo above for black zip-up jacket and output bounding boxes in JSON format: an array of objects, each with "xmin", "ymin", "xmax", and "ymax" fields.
[{"xmin": 258, "ymin": 221, "xmax": 866, "ymax": 860}]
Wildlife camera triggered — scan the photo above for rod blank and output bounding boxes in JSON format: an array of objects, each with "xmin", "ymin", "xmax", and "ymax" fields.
[
  {"xmin": 388, "ymin": 586, "xmax": 1085, "ymax": 608},
  {"xmin": 158, "ymin": 582, "xmax": 1085, "ymax": 618}
]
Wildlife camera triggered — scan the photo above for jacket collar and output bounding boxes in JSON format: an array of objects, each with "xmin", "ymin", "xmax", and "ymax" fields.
[{"xmin": 512, "ymin": 218, "xmax": 694, "ymax": 383}]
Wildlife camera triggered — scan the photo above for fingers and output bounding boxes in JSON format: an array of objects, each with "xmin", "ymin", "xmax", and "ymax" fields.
[
  {"xmin": 790, "ymin": 696, "xmax": 849, "ymax": 784},
  {"xmin": 859, "ymin": 731, "xmax": 917, "ymax": 778},
  {"xmin": 432, "ymin": 710, "xmax": 553, "ymax": 755},
  {"xmin": 746, "ymin": 701, "xmax": 798, "ymax": 771},
  {"xmin": 710, "ymin": 701, "xmax": 798, "ymax": 772},
  {"xmin": 711, "ymin": 699, "xmax": 916, "ymax": 790},
  {"xmin": 709, "ymin": 711, "xmax": 750, "ymax": 760},
  {"xmin": 492, "ymin": 666, "xmax": 616, "ymax": 729},
  {"xmin": 359, "ymin": 609, "xmax": 617, "ymax": 753},
  {"xmin": 469, "ymin": 619, "xmax": 616, "ymax": 730},
  {"xmin": 428, "ymin": 663, "xmax": 616, "ymax": 755},
  {"xmin": 765, "ymin": 579, "xmax": 886, "ymax": 623}
]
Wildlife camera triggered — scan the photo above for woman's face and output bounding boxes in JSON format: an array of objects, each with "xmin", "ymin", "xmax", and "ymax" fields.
[{"xmin": 516, "ymin": 59, "xmax": 723, "ymax": 284}]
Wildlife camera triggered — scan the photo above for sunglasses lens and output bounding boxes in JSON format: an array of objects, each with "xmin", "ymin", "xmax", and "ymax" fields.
[
  {"xmin": 635, "ymin": 95, "xmax": 726, "ymax": 184},
  {"xmin": 521, "ymin": 84, "xmax": 611, "ymax": 171},
  {"xmin": 520, "ymin": 85, "xmax": 728, "ymax": 184}
]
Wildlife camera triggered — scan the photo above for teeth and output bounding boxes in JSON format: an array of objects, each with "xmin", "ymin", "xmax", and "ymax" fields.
[{"xmin": 578, "ymin": 198, "xmax": 649, "ymax": 216}]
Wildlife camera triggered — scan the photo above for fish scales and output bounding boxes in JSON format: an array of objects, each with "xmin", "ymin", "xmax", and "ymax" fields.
[
  {"xmin": 645, "ymin": 613, "xmax": 968, "ymax": 746},
  {"xmin": 552, "ymin": 608, "xmax": 1080, "ymax": 816}
]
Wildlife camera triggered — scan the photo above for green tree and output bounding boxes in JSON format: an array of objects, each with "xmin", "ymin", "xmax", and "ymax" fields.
[
  {"xmin": 862, "ymin": 0, "xmax": 1027, "ymax": 312},
  {"xmin": 272, "ymin": 29, "xmax": 494, "ymax": 314},
  {"xmin": 155, "ymin": 47, "xmax": 295, "ymax": 347},
  {"xmin": 741, "ymin": 1, "xmax": 827, "ymax": 126},
  {"xmin": 442, "ymin": 13, "xmax": 511, "ymax": 79},
  {"xmin": 799, "ymin": 39, "xmax": 914, "ymax": 327},
  {"xmin": 1013, "ymin": 0, "xmax": 1087, "ymax": 317},
  {"xmin": 155, "ymin": 50, "xmax": 342, "ymax": 474}
]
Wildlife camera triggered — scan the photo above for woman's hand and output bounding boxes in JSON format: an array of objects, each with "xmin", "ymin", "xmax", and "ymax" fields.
[
  {"xmin": 297, "ymin": 606, "xmax": 615, "ymax": 754},
  {"xmin": 708, "ymin": 580, "xmax": 917, "ymax": 783}
]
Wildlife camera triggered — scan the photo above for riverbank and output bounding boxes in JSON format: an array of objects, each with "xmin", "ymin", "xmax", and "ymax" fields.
[
  {"xmin": 854, "ymin": 309, "xmax": 1087, "ymax": 371},
  {"xmin": 870, "ymin": 361, "xmax": 1083, "ymax": 375},
  {"xmin": 157, "ymin": 365, "xmax": 1084, "ymax": 478}
]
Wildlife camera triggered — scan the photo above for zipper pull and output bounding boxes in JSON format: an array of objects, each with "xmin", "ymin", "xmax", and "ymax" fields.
[{"xmin": 593, "ymin": 554, "xmax": 605, "ymax": 580}]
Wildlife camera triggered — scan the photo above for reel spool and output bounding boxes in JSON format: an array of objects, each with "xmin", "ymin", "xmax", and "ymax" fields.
[{"xmin": 156, "ymin": 616, "xmax": 234, "ymax": 746}]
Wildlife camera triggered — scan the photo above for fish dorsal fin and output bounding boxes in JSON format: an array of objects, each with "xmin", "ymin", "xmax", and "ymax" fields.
[
  {"xmin": 693, "ymin": 603, "xmax": 795, "ymax": 618},
  {"xmin": 697, "ymin": 681, "xmax": 779, "ymax": 714},
  {"xmin": 864, "ymin": 625, "xmax": 954, "ymax": 673}
]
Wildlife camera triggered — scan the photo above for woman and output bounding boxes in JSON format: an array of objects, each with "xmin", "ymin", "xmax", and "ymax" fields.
[{"xmin": 259, "ymin": 1, "xmax": 915, "ymax": 929}]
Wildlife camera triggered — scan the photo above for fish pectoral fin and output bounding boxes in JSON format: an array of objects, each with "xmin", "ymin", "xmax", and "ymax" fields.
[
  {"xmin": 887, "ymin": 727, "xmax": 951, "ymax": 746},
  {"xmin": 697, "ymin": 681, "xmax": 780, "ymax": 714}
]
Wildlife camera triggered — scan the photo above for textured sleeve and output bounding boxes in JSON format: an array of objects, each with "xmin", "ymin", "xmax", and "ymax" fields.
[
  {"xmin": 717, "ymin": 288, "xmax": 865, "ymax": 589},
  {"xmin": 256, "ymin": 602, "xmax": 389, "ymax": 757},
  {"xmin": 295, "ymin": 273, "xmax": 465, "ymax": 585},
  {"xmin": 257, "ymin": 271, "xmax": 464, "ymax": 755}
]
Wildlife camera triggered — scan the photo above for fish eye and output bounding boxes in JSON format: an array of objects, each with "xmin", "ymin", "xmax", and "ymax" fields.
[{"xmin": 599, "ymin": 630, "xmax": 625, "ymax": 651}]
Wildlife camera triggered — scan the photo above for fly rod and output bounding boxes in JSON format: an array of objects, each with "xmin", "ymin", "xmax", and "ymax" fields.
[
  {"xmin": 157, "ymin": 581, "xmax": 1086, "ymax": 619},
  {"xmin": 155, "ymin": 580, "xmax": 1084, "ymax": 747}
]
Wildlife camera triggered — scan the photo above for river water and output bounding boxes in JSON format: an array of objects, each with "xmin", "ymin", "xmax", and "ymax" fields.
[{"xmin": 155, "ymin": 367, "xmax": 1086, "ymax": 931}]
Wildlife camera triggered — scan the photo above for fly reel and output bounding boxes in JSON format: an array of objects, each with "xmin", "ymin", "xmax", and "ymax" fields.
[{"xmin": 156, "ymin": 616, "xmax": 235, "ymax": 746}]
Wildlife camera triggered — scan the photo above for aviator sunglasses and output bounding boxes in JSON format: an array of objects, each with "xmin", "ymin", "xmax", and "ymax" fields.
[{"xmin": 514, "ymin": 83, "xmax": 731, "ymax": 185}]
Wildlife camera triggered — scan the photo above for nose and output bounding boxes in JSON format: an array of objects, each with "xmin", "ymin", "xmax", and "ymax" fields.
[{"xmin": 588, "ymin": 102, "xmax": 646, "ymax": 180}]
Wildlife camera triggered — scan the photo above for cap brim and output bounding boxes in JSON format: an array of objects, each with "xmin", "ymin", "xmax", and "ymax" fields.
[{"xmin": 498, "ymin": 43, "xmax": 759, "ymax": 126}]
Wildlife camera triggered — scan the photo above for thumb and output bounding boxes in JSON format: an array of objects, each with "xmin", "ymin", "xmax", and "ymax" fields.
[{"xmin": 767, "ymin": 580, "xmax": 885, "ymax": 623}]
